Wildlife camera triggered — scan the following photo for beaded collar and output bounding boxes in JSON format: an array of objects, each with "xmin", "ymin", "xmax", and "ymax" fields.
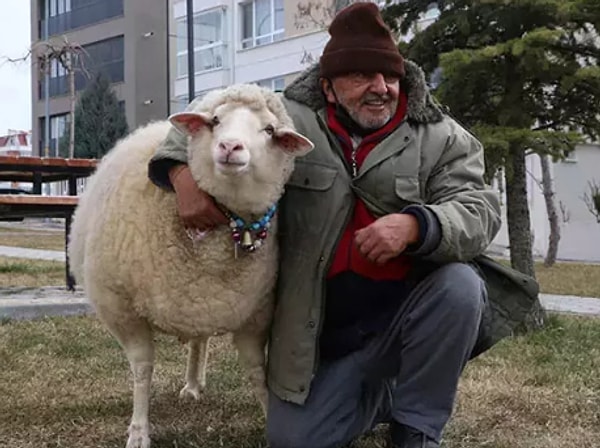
[{"xmin": 219, "ymin": 204, "xmax": 277, "ymax": 258}]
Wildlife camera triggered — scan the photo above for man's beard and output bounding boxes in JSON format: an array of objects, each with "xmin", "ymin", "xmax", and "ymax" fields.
[{"xmin": 344, "ymin": 93, "xmax": 398, "ymax": 132}]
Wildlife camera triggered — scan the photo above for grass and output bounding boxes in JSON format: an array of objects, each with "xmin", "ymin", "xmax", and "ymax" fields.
[
  {"xmin": 0, "ymin": 256, "xmax": 65, "ymax": 287},
  {"xmin": 0, "ymin": 230, "xmax": 65, "ymax": 251},
  {"xmin": 0, "ymin": 314, "xmax": 599, "ymax": 447},
  {"xmin": 535, "ymin": 262, "xmax": 600, "ymax": 298}
]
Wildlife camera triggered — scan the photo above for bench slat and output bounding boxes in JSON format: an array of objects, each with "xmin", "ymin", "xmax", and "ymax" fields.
[{"xmin": 0, "ymin": 195, "xmax": 79, "ymax": 206}]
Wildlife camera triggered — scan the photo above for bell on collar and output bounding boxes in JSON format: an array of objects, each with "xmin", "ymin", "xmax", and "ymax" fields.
[{"xmin": 241, "ymin": 230, "xmax": 253, "ymax": 249}]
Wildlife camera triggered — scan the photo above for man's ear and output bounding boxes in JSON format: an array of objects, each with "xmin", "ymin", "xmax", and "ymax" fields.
[
  {"xmin": 321, "ymin": 78, "xmax": 336, "ymax": 104},
  {"xmin": 168, "ymin": 112, "xmax": 212, "ymax": 136}
]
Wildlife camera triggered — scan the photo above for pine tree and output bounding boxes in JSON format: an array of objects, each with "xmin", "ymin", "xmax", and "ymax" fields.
[
  {"xmin": 383, "ymin": 0, "xmax": 600, "ymax": 330},
  {"xmin": 64, "ymin": 73, "xmax": 129, "ymax": 159}
]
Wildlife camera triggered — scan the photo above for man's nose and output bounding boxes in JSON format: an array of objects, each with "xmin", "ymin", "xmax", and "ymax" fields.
[{"xmin": 369, "ymin": 73, "xmax": 388, "ymax": 95}]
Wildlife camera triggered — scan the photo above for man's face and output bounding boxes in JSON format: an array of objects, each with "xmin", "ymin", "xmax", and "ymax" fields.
[{"xmin": 323, "ymin": 72, "xmax": 400, "ymax": 131}]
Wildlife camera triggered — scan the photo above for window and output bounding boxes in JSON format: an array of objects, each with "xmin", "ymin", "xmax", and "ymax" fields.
[
  {"xmin": 42, "ymin": 35, "xmax": 124, "ymax": 98},
  {"xmin": 241, "ymin": 0, "xmax": 284, "ymax": 49},
  {"xmin": 176, "ymin": 9, "xmax": 227, "ymax": 78},
  {"xmin": 43, "ymin": 0, "xmax": 123, "ymax": 37},
  {"xmin": 40, "ymin": 113, "xmax": 70, "ymax": 157},
  {"xmin": 255, "ymin": 77, "xmax": 285, "ymax": 92}
]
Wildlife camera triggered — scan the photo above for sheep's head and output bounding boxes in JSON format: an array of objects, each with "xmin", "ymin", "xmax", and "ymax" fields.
[{"xmin": 168, "ymin": 85, "xmax": 315, "ymax": 214}]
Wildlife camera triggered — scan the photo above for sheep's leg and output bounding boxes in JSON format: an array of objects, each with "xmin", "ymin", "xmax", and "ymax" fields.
[
  {"xmin": 179, "ymin": 336, "xmax": 210, "ymax": 400},
  {"xmin": 101, "ymin": 314, "xmax": 155, "ymax": 448},
  {"xmin": 232, "ymin": 331, "xmax": 268, "ymax": 417}
]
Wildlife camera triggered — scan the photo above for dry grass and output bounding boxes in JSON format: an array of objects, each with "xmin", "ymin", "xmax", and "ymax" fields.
[
  {"xmin": 0, "ymin": 315, "xmax": 598, "ymax": 448},
  {"xmin": 0, "ymin": 257, "xmax": 65, "ymax": 287},
  {"xmin": 0, "ymin": 230, "xmax": 65, "ymax": 251},
  {"xmin": 535, "ymin": 262, "xmax": 600, "ymax": 298}
]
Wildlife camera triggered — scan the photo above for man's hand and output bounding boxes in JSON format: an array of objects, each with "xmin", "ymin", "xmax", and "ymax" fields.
[
  {"xmin": 354, "ymin": 213, "xmax": 420, "ymax": 265},
  {"xmin": 169, "ymin": 165, "xmax": 228, "ymax": 231}
]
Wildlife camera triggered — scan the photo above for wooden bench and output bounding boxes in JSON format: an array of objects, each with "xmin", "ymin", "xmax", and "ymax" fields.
[
  {"xmin": 0, "ymin": 194, "xmax": 80, "ymax": 290},
  {"xmin": 0, "ymin": 194, "xmax": 79, "ymax": 218},
  {"xmin": 0, "ymin": 156, "xmax": 97, "ymax": 290}
]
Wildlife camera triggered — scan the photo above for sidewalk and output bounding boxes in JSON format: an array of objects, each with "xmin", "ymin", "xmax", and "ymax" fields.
[
  {"xmin": 1, "ymin": 288, "xmax": 600, "ymax": 322},
  {"xmin": 0, "ymin": 245, "xmax": 64, "ymax": 262},
  {"xmin": 1, "ymin": 245, "xmax": 600, "ymax": 321}
]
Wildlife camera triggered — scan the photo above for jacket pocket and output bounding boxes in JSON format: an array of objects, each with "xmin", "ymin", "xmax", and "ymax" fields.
[
  {"xmin": 394, "ymin": 175, "xmax": 423, "ymax": 204},
  {"xmin": 287, "ymin": 161, "xmax": 338, "ymax": 191}
]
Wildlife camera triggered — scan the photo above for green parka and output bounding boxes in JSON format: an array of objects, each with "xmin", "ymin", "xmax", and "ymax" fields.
[{"xmin": 148, "ymin": 61, "xmax": 539, "ymax": 405}]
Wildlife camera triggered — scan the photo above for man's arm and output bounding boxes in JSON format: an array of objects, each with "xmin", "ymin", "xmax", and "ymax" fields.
[
  {"xmin": 148, "ymin": 107, "xmax": 227, "ymax": 231},
  {"xmin": 148, "ymin": 124, "xmax": 190, "ymax": 190},
  {"xmin": 414, "ymin": 119, "xmax": 502, "ymax": 262}
]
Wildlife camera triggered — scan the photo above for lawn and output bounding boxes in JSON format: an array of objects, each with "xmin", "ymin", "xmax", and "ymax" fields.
[
  {"xmin": 0, "ymin": 229, "xmax": 65, "ymax": 251},
  {"xmin": 0, "ymin": 314, "xmax": 598, "ymax": 447},
  {"xmin": 2, "ymin": 251, "xmax": 600, "ymax": 298},
  {"xmin": 0, "ymin": 256, "xmax": 65, "ymax": 287}
]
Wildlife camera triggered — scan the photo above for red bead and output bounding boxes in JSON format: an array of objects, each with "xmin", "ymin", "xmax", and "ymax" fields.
[
  {"xmin": 232, "ymin": 232, "xmax": 241, "ymax": 242},
  {"xmin": 258, "ymin": 230, "xmax": 268, "ymax": 239}
]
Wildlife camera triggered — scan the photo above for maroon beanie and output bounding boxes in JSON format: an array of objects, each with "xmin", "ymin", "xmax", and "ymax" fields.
[{"xmin": 319, "ymin": 2, "xmax": 405, "ymax": 79}]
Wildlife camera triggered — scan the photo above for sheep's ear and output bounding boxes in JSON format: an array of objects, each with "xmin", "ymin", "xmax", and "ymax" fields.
[
  {"xmin": 274, "ymin": 128, "xmax": 315, "ymax": 157},
  {"xmin": 168, "ymin": 112, "xmax": 211, "ymax": 136}
]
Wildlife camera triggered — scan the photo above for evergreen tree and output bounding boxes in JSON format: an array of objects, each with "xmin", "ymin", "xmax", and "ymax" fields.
[
  {"xmin": 382, "ymin": 0, "xmax": 600, "ymax": 329},
  {"xmin": 64, "ymin": 73, "xmax": 129, "ymax": 159}
]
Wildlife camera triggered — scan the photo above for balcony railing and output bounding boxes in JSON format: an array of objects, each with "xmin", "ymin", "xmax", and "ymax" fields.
[{"xmin": 39, "ymin": 0, "xmax": 124, "ymax": 38}]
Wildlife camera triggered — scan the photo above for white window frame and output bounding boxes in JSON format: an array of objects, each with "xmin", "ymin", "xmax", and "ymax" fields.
[
  {"xmin": 176, "ymin": 8, "xmax": 227, "ymax": 78},
  {"xmin": 240, "ymin": 0, "xmax": 284, "ymax": 50},
  {"xmin": 255, "ymin": 76, "xmax": 285, "ymax": 91}
]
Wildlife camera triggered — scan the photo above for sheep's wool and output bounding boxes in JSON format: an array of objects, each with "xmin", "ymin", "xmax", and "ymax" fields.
[{"xmin": 68, "ymin": 86, "xmax": 294, "ymax": 338}]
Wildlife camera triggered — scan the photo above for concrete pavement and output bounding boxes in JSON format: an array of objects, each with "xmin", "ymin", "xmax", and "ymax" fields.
[{"xmin": 1, "ymin": 244, "xmax": 600, "ymax": 321}]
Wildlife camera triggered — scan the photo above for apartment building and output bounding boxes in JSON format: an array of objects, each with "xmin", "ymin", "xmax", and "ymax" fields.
[
  {"xmin": 168, "ymin": 0, "xmax": 332, "ymax": 112},
  {"xmin": 30, "ymin": 0, "xmax": 170, "ymax": 157},
  {"xmin": 167, "ymin": 0, "xmax": 441, "ymax": 112}
]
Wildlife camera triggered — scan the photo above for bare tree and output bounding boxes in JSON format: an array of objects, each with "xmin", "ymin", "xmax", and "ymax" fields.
[
  {"xmin": 583, "ymin": 180, "xmax": 600, "ymax": 223},
  {"xmin": 559, "ymin": 200, "xmax": 570, "ymax": 224},
  {"xmin": 538, "ymin": 154, "xmax": 561, "ymax": 266},
  {"xmin": 35, "ymin": 37, "xmax": 87, "ymax": 158}
]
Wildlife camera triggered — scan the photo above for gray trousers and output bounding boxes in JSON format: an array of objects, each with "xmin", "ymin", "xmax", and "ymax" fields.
[{"xmin": 267, "ymin": 263, "xmax": 487, "ymax": 448}]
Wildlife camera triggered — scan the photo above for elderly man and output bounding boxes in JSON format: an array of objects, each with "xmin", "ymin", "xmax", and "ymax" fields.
[{"xmin": 148, "ymin": 3, "xmax": 537, "ymax": 447}]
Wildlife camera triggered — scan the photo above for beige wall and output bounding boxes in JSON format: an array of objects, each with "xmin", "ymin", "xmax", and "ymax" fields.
[{"xmin": 284, "ymin": 0, "xmax": 333, "ymax": 38}]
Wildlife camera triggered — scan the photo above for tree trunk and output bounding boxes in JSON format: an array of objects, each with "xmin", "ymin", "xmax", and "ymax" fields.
[
  {"xmin": 539, "ymin": 154, "xmax": 560, "ymax": 267},
  {"xmin": 68, "ymin": 59, "xmax": 76, "ymax": 159},
  {"xmin": 505, "ymin": 145, "xmax": 546, "ymax": 331}
]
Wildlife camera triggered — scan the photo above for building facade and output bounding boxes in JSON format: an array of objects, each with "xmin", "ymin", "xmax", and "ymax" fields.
[
  {"xmin": 168, "ymin": 0, "xmax": 331, "ymax": 112},
  {"xmin": 30, "ymin": 0, "xmax": 170, "ymax": 157}
]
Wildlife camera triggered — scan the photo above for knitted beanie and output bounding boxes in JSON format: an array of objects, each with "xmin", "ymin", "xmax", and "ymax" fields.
[{"xmin": 319, "ymin": 2, "xmax": 405, "ymax": 79}]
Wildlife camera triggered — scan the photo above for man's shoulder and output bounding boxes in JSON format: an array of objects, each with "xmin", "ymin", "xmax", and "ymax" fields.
[{"xmin": 413, "ymin": 114, "xmax": 480, "ymax": 146}]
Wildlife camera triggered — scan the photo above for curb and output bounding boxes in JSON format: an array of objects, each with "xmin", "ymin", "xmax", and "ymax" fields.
[
  {"xmin": 1, "ymin": 291, "xmax": 600, "ymax": 322},
  {"xmin": 0, "ymin": 297, "xmax": 93, "ymax": 320}
]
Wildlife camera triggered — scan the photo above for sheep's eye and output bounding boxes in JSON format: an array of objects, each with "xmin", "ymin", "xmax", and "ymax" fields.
[
  {"xmin": 211, "ymin": 116, "xmax": 220, "ymax": 127},
  {"xmin": 264, "ymin": 124, "xmax": 275, "ymax": 136}
]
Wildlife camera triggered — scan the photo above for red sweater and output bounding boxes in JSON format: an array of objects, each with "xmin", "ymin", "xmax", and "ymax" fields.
[{"xmin": 326, "ymin": 90, "xmax": 411, "ymax": 281}]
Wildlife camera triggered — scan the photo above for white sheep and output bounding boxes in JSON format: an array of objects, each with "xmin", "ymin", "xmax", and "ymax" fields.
[{"xmin": 68, "ymin": 84, "xmax": 314, "ymax": 448}]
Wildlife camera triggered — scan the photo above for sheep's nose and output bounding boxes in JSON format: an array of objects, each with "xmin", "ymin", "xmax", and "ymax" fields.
[{"xmin": 218, "ymin": 140, "xmax": 244, "ymax": 154}]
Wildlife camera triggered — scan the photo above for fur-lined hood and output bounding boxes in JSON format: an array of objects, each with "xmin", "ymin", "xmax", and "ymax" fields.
[{"xmin": 283, "ymin": 60, "xmax": 445, "ymax": 124}]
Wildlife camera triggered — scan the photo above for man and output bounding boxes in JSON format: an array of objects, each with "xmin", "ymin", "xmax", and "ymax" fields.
[{"xmin": 148, "ymin": 3, "xmax": 537, "ymax": 447}]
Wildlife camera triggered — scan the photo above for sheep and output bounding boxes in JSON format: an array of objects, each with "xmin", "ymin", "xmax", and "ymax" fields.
[{"xmin": 67, "ymin": 84, "xmax": 314, "ymax": 448}]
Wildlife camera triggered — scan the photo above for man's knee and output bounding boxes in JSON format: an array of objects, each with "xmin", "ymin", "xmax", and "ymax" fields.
[
  {"xmin": 266, "ymin": 398, "xmax": 331, "ymax": 448},
  {"xmin": 430, "ymin": 262, "xmax": 485, "ymax": 319},
  {"xmin": 266, "ymin": 418, "xmax": 322, "ymax": 448}
]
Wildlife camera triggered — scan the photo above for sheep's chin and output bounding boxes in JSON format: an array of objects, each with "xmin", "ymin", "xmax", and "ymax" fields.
[{"xmin": 214, "ymin": 162, "xmax": 250, "ymax": 176}]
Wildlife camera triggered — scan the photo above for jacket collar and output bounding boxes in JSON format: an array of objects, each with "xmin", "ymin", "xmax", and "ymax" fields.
[{"xmin": 283, "ymin": 60, "xmax": 445, "ymax": 125}]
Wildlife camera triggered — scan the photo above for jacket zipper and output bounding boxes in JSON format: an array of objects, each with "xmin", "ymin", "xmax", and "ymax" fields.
[{"xmin": 311, "ymin": 111, "xmax": 357, "ymax": 378}]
